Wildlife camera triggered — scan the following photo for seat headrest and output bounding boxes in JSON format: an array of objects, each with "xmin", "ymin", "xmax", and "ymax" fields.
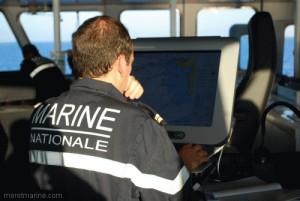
[{"xmin": 0, "ymin": 85, "xmax": 36, "ymax": 102}]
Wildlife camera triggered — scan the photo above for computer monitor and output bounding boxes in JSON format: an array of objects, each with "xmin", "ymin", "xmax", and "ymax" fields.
[{"xmin": 132, "ymin": 37, "xmax": 239, "ymax": 146}]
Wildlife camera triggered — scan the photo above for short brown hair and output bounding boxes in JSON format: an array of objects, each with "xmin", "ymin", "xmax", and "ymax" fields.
[{"xmin": 72, "ymin": 15, "xmax": 133, "ymax": 78}]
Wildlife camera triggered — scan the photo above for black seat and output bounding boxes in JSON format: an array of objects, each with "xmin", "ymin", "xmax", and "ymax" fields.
[
  {"xmin": 228, "ymin": 11, "xmax": 277, "ymax": 154},
  {"xmin": 0, "ymin": 85, "xmax": 36, "ymax": 192},
  {"xmin": 0, "ymin": 123, "xmax": 8, "ymax": 165}
]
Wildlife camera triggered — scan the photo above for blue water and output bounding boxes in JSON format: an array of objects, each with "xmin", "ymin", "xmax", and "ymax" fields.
[
  {"xmin": 282, "ymin": 37, "xmax": 294, "ymax": 77},
  {"xmin": 0, "ymin": 38, "xmax": 295, "ymax": 76}
]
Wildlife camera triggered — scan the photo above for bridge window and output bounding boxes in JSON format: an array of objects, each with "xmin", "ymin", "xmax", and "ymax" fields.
[
  {"xmin": 120, "ymin": 10, "xmax": 180, "ymax": 39},
  {"xmin": 282, "ymin": 25, "xmax": 294, "ymax": 77},
  {"xmin": 197, "ymin": 7, "xmax": 255, "ymax": 70},
  {"xmin": 20, "ymin": 11, "xmax": 102, "ymax": 75},
  {"xmin": 0, "ymin": 12, "xmax": 22, "ymax": 72}
]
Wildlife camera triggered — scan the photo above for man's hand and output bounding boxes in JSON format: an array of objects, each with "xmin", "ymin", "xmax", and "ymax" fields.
[
  {"xmin": 177, "ymin": 144, "xmax": 209, "ymax": 172},
  {"xmin": 124, "ymin": 76, "xmax": 144, "ymax": 99}
]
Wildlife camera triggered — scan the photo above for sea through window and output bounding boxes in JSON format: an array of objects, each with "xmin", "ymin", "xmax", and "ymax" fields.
[
  {"xmin": 20, "ymin": 11, "xmax": 102, "ymax": 75},
  {"xmin": 282, "ymin": 25, "xmax": 294, "ymax": 77},
  {"xmin": 197, "ymin": 7, "xmax": 255, "ymax": 71},
  {"xmin": 0, "ymin": 12, "xmax": 22, "ymax": 72}
]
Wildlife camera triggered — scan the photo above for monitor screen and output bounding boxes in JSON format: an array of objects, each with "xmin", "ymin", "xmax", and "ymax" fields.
[
  {"xmin": 133, "ymin": 50, "xmax": 220, "ymax": 127},
  {"xmin": 132, "ymin": 37, "xmax": 239, "ymax": 146}
]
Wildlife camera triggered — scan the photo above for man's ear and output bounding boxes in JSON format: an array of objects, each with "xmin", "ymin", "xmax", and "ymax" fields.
[{"xmin": 118, "ymin": 54, "xmax": 127, "ymax": 78}]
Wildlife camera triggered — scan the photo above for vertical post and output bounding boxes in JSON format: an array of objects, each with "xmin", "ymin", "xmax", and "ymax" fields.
[
  {"xmin": 170, "ymin": 0, "xmax": 176, "ymax": 37},
  {"xmin": 52, "ymin": 0, "xmax": 65, "ymax": 73},
  {"xmin": 294, "ymin": 0, "xmax": 300, "ymax": 78},
  {"xmin": 53, "ymin": 0, "xmax": 61, "ymax": 52}
]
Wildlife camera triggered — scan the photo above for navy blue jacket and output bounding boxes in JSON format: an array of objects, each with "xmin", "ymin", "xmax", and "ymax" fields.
[
  {"xmin": 20, "ymin": 56, "xmax": 69, "ymax": 102},
  {"xmin": 29, "ymin": 78, "xmax": 191, "ymax": 201}
]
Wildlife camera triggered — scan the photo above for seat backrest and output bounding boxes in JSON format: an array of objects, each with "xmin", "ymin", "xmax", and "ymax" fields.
[
  {"xmin": 0, "ymin": 85, "xmax": 36, "ymax": 191},
  {"xmin": 0, "ymin": 123, "xmax": 7, "ymax": 164},
  {"xmin": 229, "ymin": 11, "xmax": 277, "ymax": 154},
  {"xmin": 0, "ymin": 85, "xmax": 35, "ymax": 161}
]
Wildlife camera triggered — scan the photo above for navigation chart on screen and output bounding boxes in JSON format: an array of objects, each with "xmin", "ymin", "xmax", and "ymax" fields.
[{"xmin": 132, "ymin": 50, "xmax": 221, "ymax": 127}]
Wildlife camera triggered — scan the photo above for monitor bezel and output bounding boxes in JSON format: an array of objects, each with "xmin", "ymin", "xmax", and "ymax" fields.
[{"xmin": 133, "ymin": 37, "xmax": 239, "ymax": 146}]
